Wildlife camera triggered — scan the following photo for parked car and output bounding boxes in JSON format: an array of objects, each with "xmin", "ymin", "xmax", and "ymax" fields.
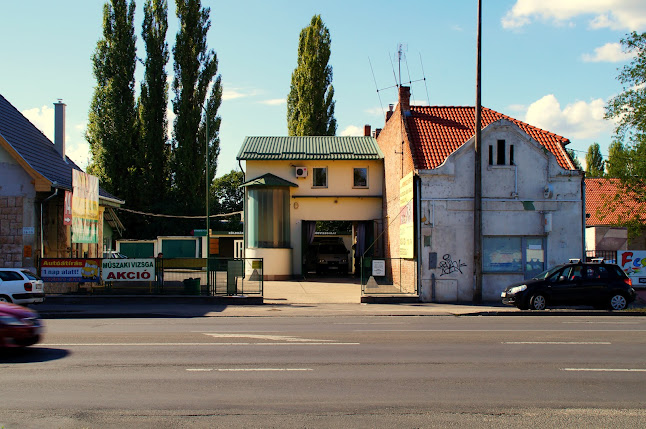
[
  {"xmin": 0, "ymin": 268, "xmax": 45, "ymax": 305},
  {"xmin": 501, "ymin": 259, "xmax": 636, "ymax": 311},
  {"xmin": 103, "ymin": 251, "xmax": 128, "ymax": 259},
  {"xmin": 0, "ymin": 302, "xmax": 43, "ymax": 347},
  {"xmin": 314, "ymin": 238, "xmax": 350, "ymax": 275}
]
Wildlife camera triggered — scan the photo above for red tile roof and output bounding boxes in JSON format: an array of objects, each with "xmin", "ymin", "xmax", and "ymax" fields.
[
  {"xmin": 406, "ymin": 106, "xmax": 574, "ymax": 170},
  {"xmin": 585, "ymin": 178, "xmax": 645, "ymax": 225}
]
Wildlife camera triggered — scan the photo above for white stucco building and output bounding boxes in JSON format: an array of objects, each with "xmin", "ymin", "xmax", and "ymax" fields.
[{"xmin": 377, "ymin": 86, "xmax": 584, "ymax": 302}]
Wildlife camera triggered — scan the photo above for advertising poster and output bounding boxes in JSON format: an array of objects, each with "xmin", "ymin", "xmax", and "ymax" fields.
[
  {"xmin": 101, "ymin": 258, "xmax": 156, "ymax": 282},
  {"xmin": 72, "ymin": 169, "xmax": 99, "ymax": 243},
  {"xmin": 399, "ymin": 171, "xmax": 415, "ymax": 259},
  {"xmin": 618, "ymin": 250, "xmax": 646, "ymax": 287},
  {"xmin": 41, "ymin": 259, "xmax": 101, "ymax": 282}
]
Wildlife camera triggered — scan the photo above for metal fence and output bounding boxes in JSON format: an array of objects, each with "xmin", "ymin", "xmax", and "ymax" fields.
[
  {"xmin": 360, "ymin": 257, "xmax": 418, "ymax": 295},
  {"xmin": 585, "ymin": 250, "xmax": 617, "ymax": 264},
  {"xmin": 50, "ymin": 257, "xmax": 263, "ymax": 296}
]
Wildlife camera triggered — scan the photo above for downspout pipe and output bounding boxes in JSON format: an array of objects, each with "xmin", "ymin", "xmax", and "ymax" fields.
[
  {"xmin": 416, "ymin": 175, "xmax": 422, "ymax": 297},
  {"xmin": 238, "ymin": 159, "xmax": 246, "ymax": 258},
  {"xmin": 40, "ymin": 185, "xmax": 59, "ymax": 259}
]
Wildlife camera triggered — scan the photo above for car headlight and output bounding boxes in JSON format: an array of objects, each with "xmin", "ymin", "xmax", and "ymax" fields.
[
  {"xmin": 0, "ymin": 315, "xmax": 27, "ymax": 326},
  {"xmin": 508, "ymin": 285, "xmax": 527, "ymax": 295}
]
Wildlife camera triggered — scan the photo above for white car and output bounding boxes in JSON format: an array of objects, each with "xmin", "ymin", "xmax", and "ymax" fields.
[{"xmin": 0, "ymin": 268, "xmax": 45, "ymax": 305}]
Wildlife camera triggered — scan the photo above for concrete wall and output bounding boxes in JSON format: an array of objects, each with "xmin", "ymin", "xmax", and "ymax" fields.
[
  {"xmin": 245, "ymin": 159, "xmax": 384, "ymax": 277},
  {"xmin": 418, "ymin": 121, "xmax": 583, "ymax": 302}
]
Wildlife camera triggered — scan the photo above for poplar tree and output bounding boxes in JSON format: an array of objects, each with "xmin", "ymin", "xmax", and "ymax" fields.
[
  {"xmin": 171, "ymin": 0, "xmax": 222, "ymax": 216},
  {"xmin": 606, "ymin": 141, "xmax": 627, "ymax": 178},
  {"xmin": 86, "ymin": 0, "xmax": 138, "ymax": 199},
  {"xmin": 585, "ymin": 143, "xmax": 605, "ymax": 177},
  {"xmin": 287, "ymin": 14, "xmax": 336, "ymax": 136},
  {"xmin": 139, "ymin": 0, "xmax": 170, "ymax": 208}
]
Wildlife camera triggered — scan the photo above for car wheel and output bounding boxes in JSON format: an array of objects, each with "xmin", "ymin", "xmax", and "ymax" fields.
[
  {"xmin": 609, "ymin": 294, "xmax": 628, "ymax": 311},
  {"xmin": 530, "ymin": 294, "xmax": 547, "ymax": 310},
  {"xmin": 0, "ymin": 295, "xmax": 12, "ymax": 303}
]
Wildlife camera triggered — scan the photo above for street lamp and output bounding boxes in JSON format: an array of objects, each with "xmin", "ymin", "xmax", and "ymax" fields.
[{"xmin": 204, "ymin": 104, "xmax": 210, "ymax": 295}]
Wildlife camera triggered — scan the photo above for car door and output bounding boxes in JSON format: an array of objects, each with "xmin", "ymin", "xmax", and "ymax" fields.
[
  {"xmin": 580, "ymin": 265, "xmax": 606, "ymax": 306},
  {"xmin": 550, "ymin": 265, "xmax": 584, "ymax": 305}
]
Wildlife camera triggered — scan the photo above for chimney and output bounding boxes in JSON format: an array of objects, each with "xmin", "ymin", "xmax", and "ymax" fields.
[
  {"xmin": 54, "ymin": 100, "xmax": 66, "ymax": 159},
  {"xmin": 364, "ymin": 124, "xmax": 371, "ymax": 137},
  {"xmin": 372, "ymin": 128, "xmax": 382, "ymax": 139},
  {"xmin": 386, "ymin": 104, "xmax": 394, "ymax": 122},
  {"xmin": 398, "ymin": 86, "xmax": 411, "ymax": 116}
]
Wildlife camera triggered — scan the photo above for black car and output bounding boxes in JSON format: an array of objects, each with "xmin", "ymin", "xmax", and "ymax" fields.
[{"xmin": 501, "ymin": 259, "xmax": 636, "ymax": 311}]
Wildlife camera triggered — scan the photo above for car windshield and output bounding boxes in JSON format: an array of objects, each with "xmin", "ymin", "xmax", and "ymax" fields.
[
  {"xmin": 318, "ymin": 244, "xmax": 347, "ymax": 254},
  {"xmin": 21, "ymin": 270, "xmax": 41, "ymax": 280},
  {"xmin": 532, "ymin": 265, "xmax": 563, "ymax": 280}
]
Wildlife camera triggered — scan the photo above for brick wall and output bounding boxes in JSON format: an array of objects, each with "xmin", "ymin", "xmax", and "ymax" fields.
[
  {"xmin": 376, "ymin": 86, "xmax": 418, "ymax": 293},
  {"xmin": 0, "ymin": 196, "xmax": 24, "ymax": 268}
]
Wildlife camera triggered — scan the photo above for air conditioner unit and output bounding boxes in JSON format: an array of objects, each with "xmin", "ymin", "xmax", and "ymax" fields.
[{"xmin": 295, "ymin": 166, "xmax": 308, "ymax": 178}]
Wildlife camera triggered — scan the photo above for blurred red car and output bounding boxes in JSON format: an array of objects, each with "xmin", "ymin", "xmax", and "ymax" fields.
[{"xmin": 0, "ymin": 302, "xmax": 43, "ymax": 347}]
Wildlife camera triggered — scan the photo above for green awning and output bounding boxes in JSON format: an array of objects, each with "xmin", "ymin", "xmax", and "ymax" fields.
[{"xmin": 239, "ymin": 173, "xmax": 298, "ymax": 188}]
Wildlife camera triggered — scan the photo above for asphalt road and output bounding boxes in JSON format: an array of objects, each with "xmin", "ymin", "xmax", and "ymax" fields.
[{"xmin": 2, "ymin": 315, "xmax": 646, "ymax": 428}]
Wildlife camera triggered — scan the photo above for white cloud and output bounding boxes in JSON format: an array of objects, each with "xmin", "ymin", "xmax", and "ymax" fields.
[
  {"xmin": 366, "ymin": 106, "xmax": 386, "ymax": 117},
  {"xmin": 340, "ymin": 125, "xmax": 364, "ymax": 136},
  {"xmin": 582, "ymin": 42, "xmax": 634, "ymax": 62},
  {"xmin": 22, "ymin": 105, "xmax": 54, "ymax": 140},
  {"xmin": 222, "ymin": 87, "xmax": 261, "ymax": 101},
  {"xmin": 258, "ymin": 98, "xmax": 285, "ymax": 106},
  {"xmin": 166, "ymin": 107, "xmax": 176, "ymax": 140},
  {"xmin": 502, "ymin": 0, "xmax": 646, "ymax": 31},
  {"xmin": 524, "ymin": 94, "xmax": 612, "ymax": 140}
]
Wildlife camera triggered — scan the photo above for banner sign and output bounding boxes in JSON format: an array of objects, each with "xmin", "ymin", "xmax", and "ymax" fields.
[
  {"xmin": 41, "ymin": 259, "xmax": 101, "ymax": 282},
  {"xmin": 101, "ymin": 258, "xmax": 155, "ymax": 282},
  {"xmin": 399, "ymin": 171, "xmax": 415, "ymax": 259},
  {"xmin": 72, "ymin": 170, "xmax": 99, "ymax": 243},
  {"xmin": 618, "ymin": 250, "xmax": 646, "ymax": 286}
]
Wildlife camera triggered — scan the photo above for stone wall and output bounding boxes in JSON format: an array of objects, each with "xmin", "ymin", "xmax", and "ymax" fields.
[{"xmin": 0, "ymin": 196, "xmax": 23, "ymax": 268}]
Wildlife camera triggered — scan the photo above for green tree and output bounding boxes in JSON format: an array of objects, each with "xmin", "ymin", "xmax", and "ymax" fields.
[
  {"xmin": 566, "ymin": 148, "xmax": 582, "ymax": 170},
  {"xmin": 584, "ymin": 143, "xmax": 605, "ymax": 177},
  {"xmin": 86, "ymin": 0, "xmax": 138, "ymax": 201},
  {"xmin": 604, "ymin": 31, "xmax": 646, "ymax": 237},
  {"xmin": 171, "ymin": 0, "xmax": 222, "ymax": 220},
  {"xmin": 287, "ymin": 14, "xmax": 336, "ymax": 136},
  {"xmin": 606, "ymin": 141, "xmax": 627, "ymax": 178},
  {"xmin": 212, "ymin": 170, "xmax": 243, "ymax": 215},
  {"xmin": 138, "ymin": 0, "xmax": 170, "ymax": 210}
]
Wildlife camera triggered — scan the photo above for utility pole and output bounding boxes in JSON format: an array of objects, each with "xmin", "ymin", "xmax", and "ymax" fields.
[
  {"xmin": 205, "ymin": 106, "xmax": 210, "ymax": 295},
  {"xmin": 473, "ymin": 0, "xmax": 483, "ymax": 303}
]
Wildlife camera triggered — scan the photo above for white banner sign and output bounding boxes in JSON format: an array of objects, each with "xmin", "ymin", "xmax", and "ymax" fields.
[
  {"xmin": 618, "ymin": 250, "xmax": 646, "ymax": 287},
  {"xmin": 101, "ymin": 258, "xmax": 155, "ymax": 282}
]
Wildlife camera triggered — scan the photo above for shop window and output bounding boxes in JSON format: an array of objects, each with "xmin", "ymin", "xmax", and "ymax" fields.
[
  {"xmin": 247, "ymin": 187, "xmax": 290, "ymax": 248},
  {"xmin": 483, "ymin": 236, "xmax": 545, "ymax": 278}
]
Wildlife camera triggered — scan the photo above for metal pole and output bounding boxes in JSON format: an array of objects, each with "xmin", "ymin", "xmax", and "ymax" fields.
[
  {"xmin": 205, "ymin": 107, "xmax": 210, "ymax": 295},
  {"xmin": 473, "ymin": 0, "xmax": 483, "ymax": 303}
]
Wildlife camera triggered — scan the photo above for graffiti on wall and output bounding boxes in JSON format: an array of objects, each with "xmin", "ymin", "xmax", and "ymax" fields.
[{"xmin": 439, "ymin": 253, "xmax": 467, "ymax": 276}]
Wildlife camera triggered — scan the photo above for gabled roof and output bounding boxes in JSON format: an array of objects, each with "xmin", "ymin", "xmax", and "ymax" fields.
[
  {"xmin": 585, "ymin": 178, "xmax": 645, "ymax": 226},
  {"xmin": 240, "ymin": 173, "xmax": 298, "ymax": 188},
  {"xmin": 237, "ymin": 136, "xmax": 384, "ymax": 161},
  {"xmin": 406, "ymin": 106, "xmax": 575, "ymax": 170},
  {"xmin": 0, "ymin": 94, "xmax": 122, "ymax": 203}
]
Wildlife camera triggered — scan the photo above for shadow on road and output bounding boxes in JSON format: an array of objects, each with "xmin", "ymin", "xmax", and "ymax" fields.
[{"xmin": 0, "ymin": 347, "xmax": 69, "ymax": 363}]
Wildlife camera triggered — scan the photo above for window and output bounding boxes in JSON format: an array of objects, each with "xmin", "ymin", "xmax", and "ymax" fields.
[
  {"xmin": 488, "ymin": 146, "xmax": 493, "ymax": 165},
  {"xmin": 247, "ymin": 187, "xmax": 290, "ymax": 248},
  {"xmin": 353, "ymin": 167, "xmax": 368, "ymax": 188},
  {"xmin": 497, "ymin": 140, "xmax": 506, "ymax": 165},
  {"xmin": 312, "ymin": 167, "xmax": 327, "ymax": 188},
  {"xmin": 509, "ymin": 145, "xmax": 515, "ymax": 165},
  {"xmin": 483, "ymin": 236, "xmax": 545, "ymax": 278}
]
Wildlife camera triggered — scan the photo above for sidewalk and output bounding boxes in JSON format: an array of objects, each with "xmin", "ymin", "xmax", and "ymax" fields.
[{"xmin": 33, "ymin": 279, "xmax": 646, "ymax": 319}]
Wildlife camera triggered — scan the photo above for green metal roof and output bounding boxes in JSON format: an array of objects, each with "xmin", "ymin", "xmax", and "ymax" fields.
[
  {"xmin": 236, "ymin": 136, "xmax": 384, "ymax": 160},
  {"xmin": 240, "ymin": 173, "xmax": 299, "ymax": 188}
]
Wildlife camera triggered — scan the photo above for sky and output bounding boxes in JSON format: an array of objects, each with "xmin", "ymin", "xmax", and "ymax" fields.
[{"xmin": 2, "ymin": 0, "xmax": 645, "ymax": 179}]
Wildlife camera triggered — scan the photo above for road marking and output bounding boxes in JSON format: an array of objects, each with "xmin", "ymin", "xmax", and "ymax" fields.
[
  {"xmin": 202, "ymin": 333, "xmax": 332, "ymax": 342},
  {"xmin": 562, "ymin": 321, "xmax": 641, "ymax": 325},
  {"xmin": 503, "ymin": 341, "xmax": 611, "ymax": 345},
  {"xmin": 187, "ymin": 368, "xmax": 313, "ymax": 372},
  {"xmin": 561, "ymin": 368, "xmax": 646, "ymax": 372},
  {"xmin": 353, "ymin": 329, "xmax": 646, "ymax": 332},
  {"xmin": 40, "ymin": 342, "xmax": 359, "ymax": 346}
]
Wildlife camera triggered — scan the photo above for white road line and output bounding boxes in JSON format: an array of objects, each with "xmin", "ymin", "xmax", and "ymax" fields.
[
  {"xmin": 561, "ymin": 368, "xmax": 646, "ymax": 372},
  {"xmin": 503, "ymin": 341, "xmax": 611, "ymax": 345},
  {"xmin": 202, "ymin": 333, "xmax": 332, "ymax": 342},
  {"xmin": 187, "ymin": 368, "xmax": 313, "ymax": 372},
  {"xmin": 353, "ymin": 329, "xmax": 646, "ymax": 332},
  {"xmin": 39, "ymin": 342, "xmax": 359, "ymax": 346}
]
